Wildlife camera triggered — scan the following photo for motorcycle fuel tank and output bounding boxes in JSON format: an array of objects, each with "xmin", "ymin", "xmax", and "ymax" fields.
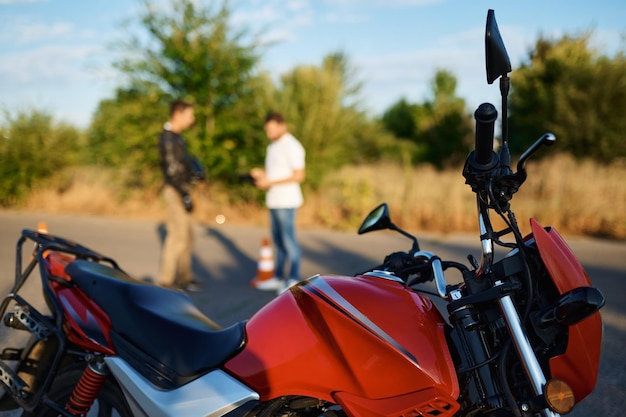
[{"xmin": 225, "ymin": 274, "xmax": 460, "ymax": 417}]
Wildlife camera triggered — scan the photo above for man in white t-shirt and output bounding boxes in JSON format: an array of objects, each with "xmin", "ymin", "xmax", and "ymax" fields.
[{"xmin": 250, "ymin": 111, "xmax": 305, "ymax": 292}]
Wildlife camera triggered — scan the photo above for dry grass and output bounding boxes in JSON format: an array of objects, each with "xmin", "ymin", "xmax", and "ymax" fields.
[
  {"xmin": 21, "ymin": 168, "xmax": 164, "ymax": 220},
  {"xmin": 16, "ymin": 155, "xmax": 626, "ymax": 239},
  {"xmin": 303, "ymin": 154, "xmax": 626, "ymax": 239}
]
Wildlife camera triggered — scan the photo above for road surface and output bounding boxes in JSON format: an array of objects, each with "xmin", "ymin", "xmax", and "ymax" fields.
[{"xmin": 0, "ymin": 211, "xmax": 624, "ymax": 416}]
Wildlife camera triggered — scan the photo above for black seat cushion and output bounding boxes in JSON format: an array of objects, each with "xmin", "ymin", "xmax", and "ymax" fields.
[{"xmin": 65, "ymin": 260, "xmax": 246, "ymax": 379}]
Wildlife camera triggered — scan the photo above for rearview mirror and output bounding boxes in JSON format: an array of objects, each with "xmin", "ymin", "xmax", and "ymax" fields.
[
  {"xmin": 358, "ymin": 203, "xmax": 392, "ymax": 235},
  {"xmin": 358, "ymin": 203, "xmax": 421, "ymax": 251},
  {"xmin": 485, "ymin": 9, "xmax": 512, "ymax": 84}
]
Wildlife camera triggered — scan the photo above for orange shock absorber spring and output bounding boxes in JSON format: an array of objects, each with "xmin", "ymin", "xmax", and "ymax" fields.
[{"xmin": 65, "ymin": 358, "xmax": 108, "ymax": 416}]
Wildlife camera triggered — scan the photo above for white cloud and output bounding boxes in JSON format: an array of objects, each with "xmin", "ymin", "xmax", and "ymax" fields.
[
  {"xmin": 0, "ymin": 0, "xmax": 46, "ymax": 4},
  {"xmin": 592, "ymin": 28, "xmax": 625, "ymax": 56},
  {"xmin": 0, "ymin": 43, "xmax": 115, "ymax": 127},
  {"xmin": 287, "ymin": 0, "xmax": 309, "ymax": 12},
  {"xmin": 231, "ymin": 5, "xmax": 281, "ymax": 27},
  {"xmin": 17, "ymin": 22, "xmax": 73, "ymax": 44},
  {"xmin": 323, "ymin": 0, "xmax": 443, "ymax": 7},
  {"xmin": 0, "ymin": 44, "xmax": 104, "ymax": 85},
  {"xmin": 354, "ymin": 26, "xmax": 504, "ymax": 115},
  {"xmin": 0, "ymin": 15, "xmax": 83, "ymax": 46},
  {"xmin": 233, "ymin": 0, "xmax": 316, "ymax": 47},
  {"xmin": 324, "ymin": 11, "xmax": 368, "ymax": 24}
]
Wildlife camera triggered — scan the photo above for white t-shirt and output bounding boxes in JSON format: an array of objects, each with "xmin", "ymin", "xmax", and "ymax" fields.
[{"xmin": 265, "ymin": 132, "xmax": 305, "ymax": 209}]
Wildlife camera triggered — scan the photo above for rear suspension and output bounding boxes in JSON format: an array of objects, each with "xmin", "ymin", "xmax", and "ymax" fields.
[{"xmin": 64, "ymin": 357, "xmax": 108, "ymax": 416}]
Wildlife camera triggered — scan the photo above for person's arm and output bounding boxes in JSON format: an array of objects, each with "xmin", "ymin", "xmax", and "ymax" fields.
[
  {"xmin": 252, "ymin": 168, "xmax": 304, "ymax": 190},
  {"xmin": 277, "ymin": 168, "xmax": 305, "ymax": 184}
]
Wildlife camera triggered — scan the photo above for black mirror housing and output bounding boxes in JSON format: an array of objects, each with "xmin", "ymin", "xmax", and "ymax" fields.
[
  {"xmin": 358, "ymin": 203, "xmax": 392, "ymax": 235},
  {"xmin": 485, "ymin": 9, "xmax": 512, "ymax": 84}
]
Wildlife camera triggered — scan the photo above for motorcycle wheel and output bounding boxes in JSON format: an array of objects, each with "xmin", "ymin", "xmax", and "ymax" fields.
[{"xmin": 21, "ymin": 364, "xmax": 132, "ymax": 417}]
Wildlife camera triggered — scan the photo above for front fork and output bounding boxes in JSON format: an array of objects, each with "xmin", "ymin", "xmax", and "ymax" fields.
[
  {"xmin": 476, "ymin": 199, "xmax": 559, "ymax": 417},
  {"xmin": 496, "ymin": 284, "xmax": 559, "ymax": 417}
]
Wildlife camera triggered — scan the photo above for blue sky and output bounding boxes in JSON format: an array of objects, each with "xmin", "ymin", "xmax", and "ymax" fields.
[{"xmin": 0, "ymin": 0, "xmax": 624, "ymax": 128}]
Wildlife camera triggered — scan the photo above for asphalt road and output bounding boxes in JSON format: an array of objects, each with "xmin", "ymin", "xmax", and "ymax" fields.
[{"xmin": 0, "ymin": 211, "xmax": 624, "ymax": 416}]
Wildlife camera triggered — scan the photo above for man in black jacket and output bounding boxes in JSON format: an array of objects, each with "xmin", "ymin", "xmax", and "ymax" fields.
[{"xmin": 158, "ymin": 99, "xmax": 196, "ymax": 289}]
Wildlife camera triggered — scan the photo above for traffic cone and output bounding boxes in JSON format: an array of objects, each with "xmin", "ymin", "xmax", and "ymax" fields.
[
  {"xmin": 37, "ymin": 221, "xmax": 48, "ymax": 233},
  {"xmin": 251, "ymin": 237, "xmax": 280, "ymax": 290}
]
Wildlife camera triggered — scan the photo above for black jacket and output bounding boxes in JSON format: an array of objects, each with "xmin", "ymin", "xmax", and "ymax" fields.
[{"xmin": 159, "ymin": 129, "xmax": 192, "ymax": 198}]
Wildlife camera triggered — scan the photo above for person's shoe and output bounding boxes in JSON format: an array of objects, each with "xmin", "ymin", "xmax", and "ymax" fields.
[
  {"xmin": 161, "ymin": 283, "xmax": 180, "ymax": 290},
  {"xmin": 183, "ymin": 280, "xmax": 203, "ymax": 292},
  {"xmin": 278, "ymin": 278, "xmax": 300, "ymax": 295},
  {"xmin": 255, "ymin": 277, "xmax": 283, "ymax": 291}
]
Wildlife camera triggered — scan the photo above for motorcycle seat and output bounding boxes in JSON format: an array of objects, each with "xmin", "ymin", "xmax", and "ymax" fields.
[{"xmin": 64, "ymin": 259, "xmax": 246, "ymax": 385}]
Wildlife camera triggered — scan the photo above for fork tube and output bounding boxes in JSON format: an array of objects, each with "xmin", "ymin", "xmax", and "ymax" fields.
[
  {"xmin": 477, "ymin": 197, "xmax": 494, "ymax": 277},
  {"xmin": 497, "ymin": 284, "xmax": 559, "ymax": 417}
]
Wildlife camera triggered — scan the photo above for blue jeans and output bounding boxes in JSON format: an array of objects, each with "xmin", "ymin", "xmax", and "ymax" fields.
[{"xmin": 270, "ymin": 208, "xmax": 300, "ymax": 280}]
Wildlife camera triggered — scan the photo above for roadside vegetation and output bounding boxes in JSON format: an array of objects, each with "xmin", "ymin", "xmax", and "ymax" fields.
[
  {"xmin": 1, "ymin": 0, "xmax": 625, "ymax": 239},
  {"xmin": 16, "ymin": 155, "xmax": 626, "ymax": 240}
]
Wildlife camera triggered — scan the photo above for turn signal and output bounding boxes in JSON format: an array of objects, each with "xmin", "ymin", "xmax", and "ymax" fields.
[{"xmin": 544, "ymin": 379, "xmax": 575, "ymax": 414}]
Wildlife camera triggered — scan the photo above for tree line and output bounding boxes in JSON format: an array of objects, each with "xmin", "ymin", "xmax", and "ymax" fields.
[{"xmin": 1, "ymin": 0, "xmax": 624, "ymax": 206}]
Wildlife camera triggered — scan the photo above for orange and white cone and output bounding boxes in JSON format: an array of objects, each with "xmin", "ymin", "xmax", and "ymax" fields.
[
  {"xmin": 251, "ymin": 237, "xmax": 280, "ymax": 290},
  {"xmin": 37, "ymin": 221, "xmax": 48, "ymax": 233}
]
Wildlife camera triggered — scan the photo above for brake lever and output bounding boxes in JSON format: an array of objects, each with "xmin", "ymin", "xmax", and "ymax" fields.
[
  {"xmin": 513, "ymin": 133, "xmax": 556, "ymax": 184},
  {"xmin": 489, "ymin": 133, "xmax": 556, "ymax": 208}
]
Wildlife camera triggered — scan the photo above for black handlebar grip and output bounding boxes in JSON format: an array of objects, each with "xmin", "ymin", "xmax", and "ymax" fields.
[{"xmin": 474, "ymin": 103, "xmax": 498, "ymax": 166}]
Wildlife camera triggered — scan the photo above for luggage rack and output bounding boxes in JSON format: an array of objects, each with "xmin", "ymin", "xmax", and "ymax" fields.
[{"xmin": 0, "ymin": 228, "xmax": 121, "ymax": 412}]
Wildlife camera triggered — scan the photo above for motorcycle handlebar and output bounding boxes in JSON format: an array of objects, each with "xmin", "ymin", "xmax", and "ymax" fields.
[
  {"xmin": 473, "ymin": 103, "xmax": 498, "ymax": 168},
  {"xmin": 412, "ymin": 251, "xmax": 447, "ymax": 298},
  {"xmin": 362, "ymin": 251, "xmax": 447, "ymax": 298}
]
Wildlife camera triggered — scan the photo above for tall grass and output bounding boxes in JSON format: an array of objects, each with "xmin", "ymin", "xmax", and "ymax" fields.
[
  {"xmin": 302, "ymin": 154, "xmax": 626, "ymax": 239},
  {"xmin": 18, "ymin": 154, "xmax": 626, "ymax": 239}
]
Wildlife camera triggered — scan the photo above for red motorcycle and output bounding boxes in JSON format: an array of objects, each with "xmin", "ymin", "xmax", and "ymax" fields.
[{"xmin": 0, "ymin": 10, "xmax": 604, "ymax": 417}]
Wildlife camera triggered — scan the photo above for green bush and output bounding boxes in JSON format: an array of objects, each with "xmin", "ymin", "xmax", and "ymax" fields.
[{"xmin": 0, "ymin": 110, "xmax": 81, "ymax": 205}]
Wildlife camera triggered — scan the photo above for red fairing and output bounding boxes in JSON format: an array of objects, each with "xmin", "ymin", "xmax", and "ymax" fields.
[
  {"xmin": 530, "ymin": 219, "xmax": 603, "ymax": 403},
  {"xmin": 225, "ymin": 275, "xmax": 460, "ymax": 417},
  {"xmin": 45, "ymin": 253, "xmax": 116, "ymax": 355}
]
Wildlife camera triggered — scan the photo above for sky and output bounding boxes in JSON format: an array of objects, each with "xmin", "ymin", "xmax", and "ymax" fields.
[{"xmin": 0, "ymin": 0, "xmax": 624, "ymax": 128}]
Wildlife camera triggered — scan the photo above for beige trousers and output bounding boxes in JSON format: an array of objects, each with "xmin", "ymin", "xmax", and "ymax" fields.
[{"xmin": 159, "ymin": 185, "xmax": 193, "ymax": 287}]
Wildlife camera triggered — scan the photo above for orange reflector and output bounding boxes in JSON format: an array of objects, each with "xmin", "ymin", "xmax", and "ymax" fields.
[{"xmin": 545, "ymin": 379, "xmax": 575, "ymax": 414}]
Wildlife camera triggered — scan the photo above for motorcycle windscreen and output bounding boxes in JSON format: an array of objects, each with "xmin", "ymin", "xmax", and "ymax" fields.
[
  {"xmin": 530, "ymin": 219, "xmax": 603, "ymax": 403},
  {"xmin": 224, "ymin": 275, "xmax": 459, "ymax": 413}
]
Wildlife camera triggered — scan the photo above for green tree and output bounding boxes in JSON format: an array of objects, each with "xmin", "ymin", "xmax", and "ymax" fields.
[
  {"xmin": 382, "ymin": 98, "xmax": 417, "ymax": 139},
  {"xmin": 87, "ymin": 86, "xmax": 166, "ymax": 187},
  {"xmin": 268, "ymin": 53, "xmax": 394, "ymax": 187},
  {"xmin": 0, "ymin": 110, "xmax": 80, "ymax": 205},
  {"xmin": 509, "ymin": 33, "xmax": 626, "ymax": 161},
  {"xmin": 111, "ymin": 0, "xmax": 260, "ymax": 174},
  {"xmin": 208, "ymin": 73, "xmax": 271, "ymax": 184},
  {"xmin": 416, "ymin": 70, "xmax": 473, "ymax": 167},
  {"xmin": 381, "ymin": 70, "xmax": 473, "ymax": 168}
]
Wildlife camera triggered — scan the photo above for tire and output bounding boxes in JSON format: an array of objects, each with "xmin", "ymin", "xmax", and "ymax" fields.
[{"xmin": 23, "ymin": 364, "xmax": 133, "ymax": 417}]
